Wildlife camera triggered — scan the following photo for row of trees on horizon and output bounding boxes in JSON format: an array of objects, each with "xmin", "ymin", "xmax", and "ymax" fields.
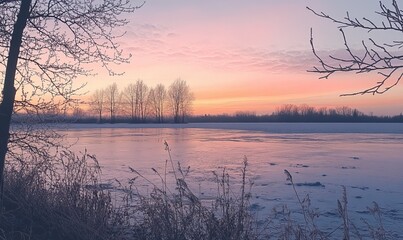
[
  {"xmin": 87, "ymin": 79, "xmax": 194, "ymax": 123},
  {"xmin": 62, "ymin": 103, "xmax": 403, "ymax": 123},
  {"xmin": 192, "ymin": 104, "xmax": 403, "ymax": 123}
]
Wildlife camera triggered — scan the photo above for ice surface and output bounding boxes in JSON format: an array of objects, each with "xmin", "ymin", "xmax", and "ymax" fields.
[{"xmin": 63, "ymin": 123, "xmax": 403, "ymax": 237}]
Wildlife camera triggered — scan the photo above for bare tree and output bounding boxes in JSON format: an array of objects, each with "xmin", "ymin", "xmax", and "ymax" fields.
[
  {"xmin": 168, "ymin": 79, "xmax": 194, "ymax": 123},
  {"xmin": 308, "ymin": 0, "xmax": 403, "ymax": 95},
  {"xmin": 89, "ymin": 89, "xmax": 105, "ymax": 123},
  {"xmin": 275, "ymin": 104, "xmax": 299, "ymax": 117},
  {"xmin": 148, "ymin": 83, "xmax": 167, "ymax": 123},
  {"xmin": 298, "ymin": 104, "xmax": 315, "ymax": 117},
  {"xmin": 121, "ymin": 80, "xmax": 149, "ymax": 122},
  {"xmin": 122, "ymin": 83, "xmax": 137, "ymax": 122},
  {"xmin": 318, "ymin": 107, "xmax": 328, "ymax": 116},
  {"xmin": 105, "ymin": 83, "xmax": 120, "ymax": 123},
  {"xmin": 335, "ymin": 106, "xmax": 353, "ymax": 117},
  {"xmin": 0, "ymin": 0, "xmax": 137, "ymax": 189},
  {"xmin": 72, "ymin": 106, "xmax": 85, "ymax": 119},
  {"xmin": 135, "ymin": 79, "xmax": 149, "ymax": 122},
  {"xmin": 147, "ymin": 88, "xmax": 156, "ymax": 122}
]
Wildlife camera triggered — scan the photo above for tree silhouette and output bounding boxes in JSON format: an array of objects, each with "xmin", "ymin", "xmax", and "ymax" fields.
[
  {"xmin": 308, "ymin": 0, "xmax": 403, "ymax": 96},
  {"xmin": 168, "ymin": 79, "xmax": 194, "ymax": 123},
  {"xmin": 122, "ymin": 83, "xmax": 138, "ymax": 122},
  {"xmin": 0, "ymin": 0, "xmax": 137, "ymax": 193},
  {"xmin": 105, "ymin": 83, "xmax": 120, "ymax": 123},
  {"xmin": 90, "ymin": 89, "xmax": 105, "ymax": 123},
  {"xmin": 135, "ymin": 79, "xmax": 149, "ymax": 122},
  {"xmin": 149, "ymin": 84, "xmax": 167, "ymax": 123}
]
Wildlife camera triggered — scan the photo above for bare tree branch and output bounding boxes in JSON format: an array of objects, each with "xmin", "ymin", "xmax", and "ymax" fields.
[
  {"xmin": 0, "ymin": 0, "xmax": 140, "ymax": 190},
  {"xmin": 308, "ymin": 0, "xmax": 403, "ymax": 95}
]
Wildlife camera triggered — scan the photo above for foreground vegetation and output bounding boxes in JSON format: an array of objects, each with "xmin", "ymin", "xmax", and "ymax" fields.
[
  {"xmin": 0, "ymin": 143, "xmax": 397, "ymax": 240},
  {"xmin": 1, "ymin": 151, "xmax": 117, "ymax": 240}
]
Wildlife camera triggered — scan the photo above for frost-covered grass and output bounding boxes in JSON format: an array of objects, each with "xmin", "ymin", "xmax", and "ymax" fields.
[
  {"xmin": 0, "ymin": 142, "xmax": 398, "ymax": 239},
  {"xmin": 121, "ymin": 142, "xmax": 258, "ymax": 240},
  {"xmin": 120, "ymin": 142, "xmax": 395, "ymax": 239},
  {"xmin": 0, "ymin": 151, "xmax": 121, "ymax": 240}
]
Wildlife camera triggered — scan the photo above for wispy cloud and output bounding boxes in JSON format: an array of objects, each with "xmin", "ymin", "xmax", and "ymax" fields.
[
  {"xmin": 158, "ymin": 45, "xmax": 320, "ymax": 74},
  {"xmin": 122, "ymin": 22, "xmax": 389, "ymax": 79}
]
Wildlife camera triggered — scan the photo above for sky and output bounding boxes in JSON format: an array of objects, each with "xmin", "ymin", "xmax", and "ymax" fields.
[{"xmin": 82, "ymin": 0, "xmax": 403, "ymax": 116}]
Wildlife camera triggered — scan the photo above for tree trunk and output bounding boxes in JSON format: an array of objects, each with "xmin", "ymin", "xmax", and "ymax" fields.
[
  {"xmin": 0, "ymin": 0, "xmax": 31, "ymax": 196},
  {"xmin": 131, "ymin": 104, "xmax": 134, "ymax": 122}
]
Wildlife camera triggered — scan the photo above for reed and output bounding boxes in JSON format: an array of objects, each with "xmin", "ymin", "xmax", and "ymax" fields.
[
  {"xmin": 0, "ymin": 142, "xmax": 395, "ymax": 239},
  {"xmin": 124, "ymin": 141, "xmax": 258, "ymax": 240},
  {"xmin": 0, "ymin": 150, "xmax": 121, "ymax": 240}
]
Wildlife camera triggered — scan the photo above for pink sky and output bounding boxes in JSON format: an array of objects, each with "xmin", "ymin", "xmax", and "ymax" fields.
[{"xmin": 81, "ymin": 0, "xmax": 403, "ymax": 115}]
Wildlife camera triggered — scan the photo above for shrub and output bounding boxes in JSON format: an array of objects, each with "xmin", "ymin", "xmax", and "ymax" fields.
[{"xmin": 0, "ymin": 150, "xmax": 119, "ymax": 240}]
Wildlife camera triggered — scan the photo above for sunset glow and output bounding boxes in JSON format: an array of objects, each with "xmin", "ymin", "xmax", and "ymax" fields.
[{"xmin": 82, "ymin": 0, "xmax": 403, "ymax": 116}]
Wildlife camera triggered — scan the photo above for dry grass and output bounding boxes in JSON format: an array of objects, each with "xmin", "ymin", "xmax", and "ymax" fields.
[
  {"xmin": 269, "ymin": 170, "xmax": 396, "ymax": 240},
  {"xmin": 122, "ymin": 141, "xmax": 258, "ymax": 240},
  {"xmin": 0, "ymin": 141, "xmax": 396, "ymax": 240},
  {"xmin": 0, "ymin": 150, "xmax": 122, "ymax": 240}
]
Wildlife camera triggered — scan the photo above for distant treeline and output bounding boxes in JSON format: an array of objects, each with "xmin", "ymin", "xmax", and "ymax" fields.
[
  {"xmin": 13, "ymin": 104, "xmax": 403, "ymax": 124},
  {"xmin": 191, "ymin": 104, "xmax": 403, "ymax": 123}
]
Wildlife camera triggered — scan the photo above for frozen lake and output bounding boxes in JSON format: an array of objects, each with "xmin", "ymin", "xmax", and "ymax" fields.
[{"xmin": 64, "ymin": 123, "xmax": 403, "ymax": 237}]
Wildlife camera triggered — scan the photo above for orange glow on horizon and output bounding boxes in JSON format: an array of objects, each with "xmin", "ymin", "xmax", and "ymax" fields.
[{"xmin": 75, "ymin": 1, "xmax": 403, "ymax": 117}]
